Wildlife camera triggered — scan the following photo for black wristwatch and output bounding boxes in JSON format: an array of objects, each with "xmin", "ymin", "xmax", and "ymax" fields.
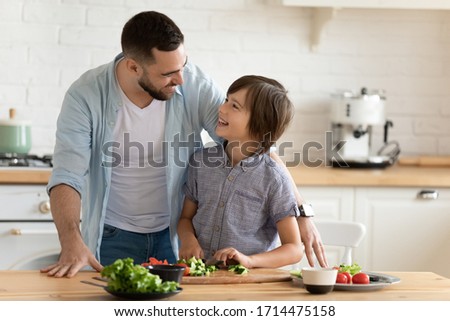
[{"xmin": 298, "ymin": 204, "xmax": 315, "ymax": 217}]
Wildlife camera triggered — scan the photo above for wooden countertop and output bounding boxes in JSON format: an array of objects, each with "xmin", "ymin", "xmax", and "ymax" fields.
[
  {"xmin": 0, "ymin": 270, "xmax": 449, "ymax": 301},
  {"xmin": 0, "ymin": 164, "xmax": 449, "ymax": 187},
  {"xmin": 288, "ymin": 164, "xmax": 450, "ymax": 188},
  {"xmin": 0, "ymin": 168, "xmax": 51, "ymax": 184}
]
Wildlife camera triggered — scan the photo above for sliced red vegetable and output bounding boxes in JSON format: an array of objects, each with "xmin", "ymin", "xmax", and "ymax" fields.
[
  {"xmin": 175, "ymin": 263, "xmax": 190, "ymax": 276},
  {"xmin": 141, "ymin": 257, "xmax": 169, "ymax": 266}
]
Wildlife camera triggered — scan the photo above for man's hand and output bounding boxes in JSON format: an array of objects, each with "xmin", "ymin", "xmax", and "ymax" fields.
[
  {"xmin": 40, "ymin": 238, "xmax": 103, "ymax": 278},
  {"xmin": 298, "ymin": 217, "xmax": 328, "ymax": 267},
  {"xmin": 42, "ymin": 184, "xmax": 102, "ymax": 277}
]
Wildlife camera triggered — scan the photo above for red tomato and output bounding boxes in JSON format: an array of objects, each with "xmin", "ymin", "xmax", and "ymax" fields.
[
  {"xmin": 341, "ymin": 272, "xmax": 352, "ymax": 284},
  {"xmin": 175, "ymin": 263, "xmax": 190, "ymax": 276},
  {"xmin": 336, "ymin": 273, "xmax": 348, "ymax": 284},
  {"xmin": 352, "ymin": 272, "xmax": 370, "ymax": 284}
]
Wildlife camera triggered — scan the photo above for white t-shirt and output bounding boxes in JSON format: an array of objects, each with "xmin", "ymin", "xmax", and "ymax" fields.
[{"xmin": 104, "ymin": 85, "xmax": 170, "ymax": 233}]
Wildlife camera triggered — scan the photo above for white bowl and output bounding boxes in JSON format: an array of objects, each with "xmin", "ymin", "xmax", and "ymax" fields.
[{"xmin": 301, "ymin": 267, "xmax": 337, "ymax": 294}]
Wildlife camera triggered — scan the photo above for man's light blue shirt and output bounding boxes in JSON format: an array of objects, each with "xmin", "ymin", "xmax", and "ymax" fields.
[{"xmin": 47, "ymin": 53, "xmax": 225, "ymax": 259}]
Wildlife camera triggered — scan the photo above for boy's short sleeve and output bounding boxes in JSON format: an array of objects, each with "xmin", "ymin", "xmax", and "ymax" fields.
[{"xmin": 268, "ymin": 169, "xmax": 300, "ymax": 222}]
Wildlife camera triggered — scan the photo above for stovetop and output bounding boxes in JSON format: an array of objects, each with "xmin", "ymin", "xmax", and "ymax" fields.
[{"xmin": 0, "ymin": 153, "xmax": 53, "ymax": 168}]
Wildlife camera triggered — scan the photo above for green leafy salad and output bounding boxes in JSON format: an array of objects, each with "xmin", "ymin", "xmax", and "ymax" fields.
[
  {"xmin": 101, "ymin": 258, "xmax": 179, "ymax": 293},
  {"xmin": 289, "ymin": 263, "xmax": 362, "ymax": 279},
  {"xmin": 336, "ymin": 263, "xmax": 362, "ymax": 275}
]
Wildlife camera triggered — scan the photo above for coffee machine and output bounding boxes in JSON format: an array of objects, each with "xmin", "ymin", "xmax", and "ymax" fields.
[{"xmin": 328, "ymin": 87, "xmax": 400, "ymax": 168}]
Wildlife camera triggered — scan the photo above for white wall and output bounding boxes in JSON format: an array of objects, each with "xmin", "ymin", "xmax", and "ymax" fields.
[{"xmin": 0, "ymin": 0, "xmax": 449, "ymax": 161}]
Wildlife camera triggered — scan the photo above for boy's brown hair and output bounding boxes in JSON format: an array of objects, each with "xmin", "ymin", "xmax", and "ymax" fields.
[{"xmin": 227, "ymin": 75, "xmax": 294, "ymax": 153}]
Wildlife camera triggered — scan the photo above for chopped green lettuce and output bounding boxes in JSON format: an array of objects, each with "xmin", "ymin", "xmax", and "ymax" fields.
[
  {"xmin": 338, "ymin": 263, "xmax": 362, "ymax": 275},
  {"xmin": 101, "ymin": 258, "xmax": 179, "ymax": 293},
  {"xmin": 177, "ymin": 256, "xmax": 218, "ymax": 276}
]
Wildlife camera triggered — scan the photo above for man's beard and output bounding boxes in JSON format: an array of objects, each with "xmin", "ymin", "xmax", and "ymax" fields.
[{"xmin": 138, "ymin": 71, "xmax": 175, "ymax": 101}]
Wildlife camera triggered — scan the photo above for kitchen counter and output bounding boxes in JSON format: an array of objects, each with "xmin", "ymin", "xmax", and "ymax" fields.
[
  {"xmin": 1, "ymin": 164, "xmax": 449, "ymax": 187},
  {"xmin": 288, "ymin": 164, "xmax": 450, "ymax": 187},
  {"xmin": 0, "ymin": 270, "xmax": 449, "ymax": 301},
  {"xmin": 0, "ymin": 168, "xmax": 51, "ymax": 184}
]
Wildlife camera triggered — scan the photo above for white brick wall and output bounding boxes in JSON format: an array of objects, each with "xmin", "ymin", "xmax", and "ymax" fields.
[{"xmin": 0, "ymin": 0, "xmax": 449, "ymax": 158}]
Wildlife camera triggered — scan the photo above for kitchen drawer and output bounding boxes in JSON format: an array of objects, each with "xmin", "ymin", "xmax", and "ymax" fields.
[
  {"xmin": 0, "ymin": 222, "xmax": 59, "ymax": 269},
  {"xmin": 0, "ymin": 185, "xmax": 51, "ymax": 221}
]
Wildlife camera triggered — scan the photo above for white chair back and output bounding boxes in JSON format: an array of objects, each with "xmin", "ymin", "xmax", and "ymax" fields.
[{"xmin": 315, "ymin": 220, "xmax": 366, "ymax": 266}]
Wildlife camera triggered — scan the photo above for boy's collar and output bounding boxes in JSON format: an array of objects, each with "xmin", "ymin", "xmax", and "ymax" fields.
[{"xmin": 221, "ymin": 141, "xmax": 266, "ymax": 169}]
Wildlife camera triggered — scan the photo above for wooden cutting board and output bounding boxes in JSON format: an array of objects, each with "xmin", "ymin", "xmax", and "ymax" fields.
[{"xmin": 181, "ymin": 268, "xmax": 292, "ymax": 284}]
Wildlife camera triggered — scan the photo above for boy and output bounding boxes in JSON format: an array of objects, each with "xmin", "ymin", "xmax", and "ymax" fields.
[{"xmin": 177, "ymin": 75, "xmax": 303, "ymax": 268}]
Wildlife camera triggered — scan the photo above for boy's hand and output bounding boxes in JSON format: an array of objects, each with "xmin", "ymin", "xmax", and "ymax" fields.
[
  {"xmin": 178, "ymin": 240, "xmax": 204, "ymax": 261},
  {"xmin": 214, "ymin": 247, "xmax": 252, "ymax": 268}
]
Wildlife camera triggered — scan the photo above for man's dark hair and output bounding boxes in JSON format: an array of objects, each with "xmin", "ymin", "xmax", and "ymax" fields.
[{"xmin": 121, "ymin": 11, "xmax": 184, "ymax": 64}]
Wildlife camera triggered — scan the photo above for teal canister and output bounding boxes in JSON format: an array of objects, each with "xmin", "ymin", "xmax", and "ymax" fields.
[{"xmin": 0, "ymin": 109, "xmax": 32, "ymax": 154}]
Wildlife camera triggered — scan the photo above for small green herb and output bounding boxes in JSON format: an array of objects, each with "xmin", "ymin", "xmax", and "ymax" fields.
[
  {"xmin": 228, "ymin": 264, "xmax": 249, "ymax": 275},
  {"xmin": 289, "ymin": 270, "xmax": 302, "ymax": 278}
]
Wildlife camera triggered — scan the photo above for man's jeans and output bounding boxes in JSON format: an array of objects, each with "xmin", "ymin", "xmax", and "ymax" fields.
[{"xmin": 100, "ymin": 224, "xmax": 176, "ymax": 266}]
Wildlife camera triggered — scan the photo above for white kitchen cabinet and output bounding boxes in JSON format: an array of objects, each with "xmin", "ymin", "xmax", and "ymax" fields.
[
  {"xmin": 278, "ymin": 0, "xmax": 450, "ymax": 10},
  {"xmin": 0, "ymin": 185, "xmax": 60, "ymax": 270},
  {"xmin": 274, "ymin": 0, "xmax": 450, "ymax": 50},
  {"xmin": 354, "ymin": 187, "xmax": 450, "ymax": 278},
  {"xmin": 298, "ymin": 186, "xmax": 354, "ymax": 222},
  {"xmin": 297, "ymin": 185, "xmax": 450, "ymax": 278},
  {"xmin": 293, "ymin": 186, "xmax": 357, "ymax": 269}
]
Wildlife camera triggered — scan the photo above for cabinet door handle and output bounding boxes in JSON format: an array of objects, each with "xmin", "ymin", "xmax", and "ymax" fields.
[
  {"xmin": 417, "ymin": 190, "xmax": 439, "ymax": 200},
  {"xmin": 38, "ymin": 200, "xmax": 51, "ymax": 214}
]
